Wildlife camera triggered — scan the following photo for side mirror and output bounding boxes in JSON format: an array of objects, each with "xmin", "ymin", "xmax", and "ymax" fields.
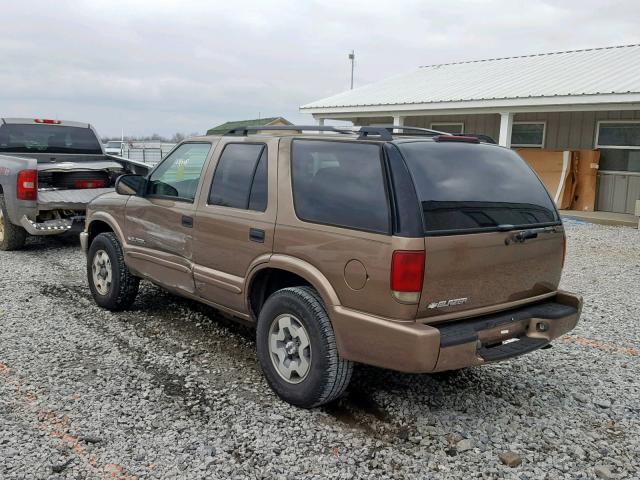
[{"xmin": 115, "ymin": 174, "xmax": 146, "ymax": 196}]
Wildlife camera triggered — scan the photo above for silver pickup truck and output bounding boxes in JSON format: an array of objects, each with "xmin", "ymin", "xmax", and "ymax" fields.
[{"xmin": 0, "ymin": 118, "xmax": 150, "ymax": 250}]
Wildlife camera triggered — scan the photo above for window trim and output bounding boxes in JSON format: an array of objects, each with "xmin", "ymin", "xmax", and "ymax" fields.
[
  {"xmin": 595, "ymin": 120, "xmax": 640, "ymax": 150},
  {"xmin": 290, "ymin": 138, "xmax": 392, "ymax": 235},
  {"xmin": 511, "ymin": 121, "xmax": 546, "ymax": 148},
  {"xmin": 429, "ymin": 122, "xmax": 464, "ymax": 134},
  {"xmin": 145, "ymin": 141, "xmax": 212, "ymax": 204},
  {"xmin": 206, "ymin": 142, "xmax": 268, "ymax": 211}
]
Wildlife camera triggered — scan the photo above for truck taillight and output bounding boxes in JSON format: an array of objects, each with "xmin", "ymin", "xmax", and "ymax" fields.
[
  {"xmin": 74, "ymin": 179, "xmax": 106, "ymax": 189},
  {"xmin": 391, "ymin": 250, "xmax": 425, "ymax": 304},
  {"xmin": 17, "ymin": 170, "xmax": 38, "ymax": 201},
  {"xmin": 34, "ymin": 119, "xmax": 61, "ymax": 124}
]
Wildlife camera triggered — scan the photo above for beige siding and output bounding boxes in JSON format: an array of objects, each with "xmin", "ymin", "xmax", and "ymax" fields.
[{"xmin": 353, "ymin": 110, "xmax": 640, "ymax": 150}]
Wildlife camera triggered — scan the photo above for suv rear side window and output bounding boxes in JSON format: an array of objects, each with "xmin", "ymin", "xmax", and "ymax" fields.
[
  {"xmin": 148, "ymin": 143, "xmax": 211, "ymax": 202},
  {"xmin": 397, "ymin": 142, "xmax": 559, "ymax": 234},
  {"xmin": 209, "ymin": 143, "xmax": 267, "ymax": 211},
  {"xmin": 291, "ymin": 140, "xmax": 389, "ymax": 234}
]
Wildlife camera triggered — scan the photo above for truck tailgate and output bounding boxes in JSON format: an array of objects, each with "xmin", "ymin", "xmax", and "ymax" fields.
[{"xmin": 38, "ymin": 188, "xmax": 113, "ymax": 210}]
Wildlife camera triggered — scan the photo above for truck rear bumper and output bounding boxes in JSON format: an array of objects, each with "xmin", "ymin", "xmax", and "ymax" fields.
[
  {"xmin": 330, "ymin": 291, "xmax": 582, "ymax": 373},
  {"xmin": 20, "ymin": 215, "xmax": 84, "ymax": 236}
]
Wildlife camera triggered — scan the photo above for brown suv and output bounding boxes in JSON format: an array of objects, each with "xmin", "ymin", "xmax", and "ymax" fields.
[{"xmin": 80, "ymin": 125, "xmax": 582, "ymax": 408}]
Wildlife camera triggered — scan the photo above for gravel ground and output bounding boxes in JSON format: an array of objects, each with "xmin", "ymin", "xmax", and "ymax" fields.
[{"xmin": 0, "ymin": 221, "xmax": 638, "ymax": 480}]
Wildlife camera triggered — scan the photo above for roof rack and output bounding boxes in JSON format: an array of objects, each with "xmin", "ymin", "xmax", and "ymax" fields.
[
  {"xmin": 370, "ymin": 125, "xmax": 452, "ymax": 136},
  {"xmin": 223, "ymin": 124, "xmax": 394, "ymax": 141},
  {"xmin": 221, "ymin": 124, "xmax": 497, "ymax": 143},
  {"xmin": 224, "ymin": 125, "xmax": 350, "ymax": 136}
]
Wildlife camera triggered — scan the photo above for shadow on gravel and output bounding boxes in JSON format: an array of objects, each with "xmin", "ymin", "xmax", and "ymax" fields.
[
  {"xmin": 23, "ymin": 233, "xmax": 81, "ymax": 251},
  {"xmin": 323, "ymin": 386, "xmax": 393, "ymax": 435}
]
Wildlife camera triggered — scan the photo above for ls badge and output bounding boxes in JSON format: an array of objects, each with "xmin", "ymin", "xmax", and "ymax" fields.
[{"xmin": 427, "ymin": 298, "xmax": 468, "ymax": 309}]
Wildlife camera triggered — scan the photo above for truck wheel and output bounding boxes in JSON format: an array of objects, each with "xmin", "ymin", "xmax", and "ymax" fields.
[
  {"xmin": 0, "ymin": 196, "xmax": 27, "ymax": 251},
  {"xmin": 256, "ymin": 286, "xmax": 353, "ymax": 408},
  {"xmin": 87, "ymin": 232, "xmax": 139, "ymax": 311}
]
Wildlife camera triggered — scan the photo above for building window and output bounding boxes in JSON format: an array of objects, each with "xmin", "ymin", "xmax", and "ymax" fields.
[
  {"xmin": 596, "ymin": 121, "xmax": 640, "ymax": 149},
  {"xmin": 511, "ymin": 122, "xmax": 545, "ymax": 148},
  {"xmin": 430, "ymin": 122, "xmax": 464, "ymax": 134}
]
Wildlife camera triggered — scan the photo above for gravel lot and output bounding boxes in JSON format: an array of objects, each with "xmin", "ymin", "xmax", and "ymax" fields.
[{"xmin": 0, "ymin": 221, "xmax": 638, "ymax": 480}]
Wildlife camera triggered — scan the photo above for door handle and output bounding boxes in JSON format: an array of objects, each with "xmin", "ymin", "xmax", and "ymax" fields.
[
  {"xmin": 181, "ymin": 215, "xmax": 194, "ymax": 228},
  {"xmin": 249, "ymin": 228, "xmax": 265, "ymax": 243}
]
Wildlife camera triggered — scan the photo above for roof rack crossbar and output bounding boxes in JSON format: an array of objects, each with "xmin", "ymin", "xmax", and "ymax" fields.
[
  {"xmin": 357, "ymin": 126, "xmax": 393, "ymax": 141},
  {"xmin": 224, "ymin": 125, "xmax": 354, "ymax": 136}
]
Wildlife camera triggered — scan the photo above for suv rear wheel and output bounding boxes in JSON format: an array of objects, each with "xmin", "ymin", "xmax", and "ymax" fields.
[
  {"xmin": 0, "ymin": 196, "xmax": 27, "ymax": 251},
  {"xmin": 256, "ymin": 286, "xmax": 353, "ymax": 408},
  {"xmin": 87, "ymin": 232, "xmax": 139, "ymax": 311}
]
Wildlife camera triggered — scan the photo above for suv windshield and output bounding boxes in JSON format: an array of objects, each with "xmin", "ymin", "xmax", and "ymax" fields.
[
  {"xmin": 398, "ymin": 141, "xmax": 559, "ymax": 235},
  {"xmin": 0, "ymin": 124, "xmax": 102, "ymax": 154}
]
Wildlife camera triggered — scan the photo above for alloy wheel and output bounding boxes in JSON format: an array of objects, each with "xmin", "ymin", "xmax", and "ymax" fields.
[
  {"xmin": 91, "ymin": 250, "xmax": 112, "ymax": 295},
  {"xmin": 268, "ymin": 314, "xmax": 312, "ymax": 384}
]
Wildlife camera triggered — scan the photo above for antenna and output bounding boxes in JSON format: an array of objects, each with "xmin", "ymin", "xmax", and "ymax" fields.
[{"xmin": 348, "ymin": 50, "xmax": 355, "ymax": 89}]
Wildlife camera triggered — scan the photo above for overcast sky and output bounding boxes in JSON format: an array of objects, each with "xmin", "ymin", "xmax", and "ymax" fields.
[{"xmin": 2, "ymin": 0, "xmax": 639, "ymax": 137}]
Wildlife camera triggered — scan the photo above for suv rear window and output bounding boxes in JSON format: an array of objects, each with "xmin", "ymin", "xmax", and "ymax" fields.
[
  {"xmin": 292, "ymin": 140, "xmax": 390, "ymax": 234},
  {"xmin": 397, "ymin": 142, "xmax": 559, "ymax": 234},
  {"xmin": 0, "ymin": 124, "xmax": 102, "ymax": 154}
]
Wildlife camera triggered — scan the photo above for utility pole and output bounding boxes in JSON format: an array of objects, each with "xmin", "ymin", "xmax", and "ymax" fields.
[{"xmin": 348, "ymin": 50, "xmax": 355, "ymax": 89}]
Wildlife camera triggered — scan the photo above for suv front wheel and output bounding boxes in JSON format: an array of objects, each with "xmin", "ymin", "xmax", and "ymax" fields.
[
  {"xmin": 87, "ymin": 232, "xmax": 139, "ymax": 311},
  {"xmin": 256, "ymin": 286, "xmax": 353, "ymax": 408}
]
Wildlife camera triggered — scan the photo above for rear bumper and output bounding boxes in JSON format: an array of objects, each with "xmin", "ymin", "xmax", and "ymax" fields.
[
  {"xmin": 20, "ymin": 215, "xmax": 85, "ymax": 236},
  {"xmin": 330, "ymin": 291, "xmax": 582, "ymax": 373}
]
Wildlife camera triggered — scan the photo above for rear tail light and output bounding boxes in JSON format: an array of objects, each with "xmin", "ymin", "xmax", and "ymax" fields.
[
  {"xmin": 17, "ymin": 170, "xmax": 38, "ymax": 201},
  {"xmin": 34, "ymin": 119, "xmax": 61, "ymax": 124},
  {"xmin": 391, "ymin": 250, "xmax": 425, "ymax": 304},
  {"xmin": 74, "ymin": 179, "xmax": 106, "ymax": 189}
]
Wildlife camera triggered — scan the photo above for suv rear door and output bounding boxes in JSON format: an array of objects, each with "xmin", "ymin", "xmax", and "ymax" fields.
[
  {"xmin": 192, "ymin": 137, "xmax": 278, "ymax": 314},
  {"xmin": 396, "ymin": 140, "xmax": 565, "ymax": 321}
]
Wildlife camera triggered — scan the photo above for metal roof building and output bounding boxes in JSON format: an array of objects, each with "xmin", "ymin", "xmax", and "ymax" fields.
[{"xmin": 301, "ymin": 44, "xmax": 640, "ymax": 215}]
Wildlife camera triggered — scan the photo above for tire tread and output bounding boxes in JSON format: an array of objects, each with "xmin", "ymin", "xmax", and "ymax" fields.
[
  {"xmin": 0, "ymin": 196, "xmax": 27, "ymax": 251},
  {"xmin": 88, "ymin": 232, "xmax": 139, "ymax": 310}
]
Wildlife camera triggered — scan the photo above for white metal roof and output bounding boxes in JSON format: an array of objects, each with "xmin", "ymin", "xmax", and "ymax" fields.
[{"xmin": 301, "ymin": 44, "xmax": 640, "ymax": 114}]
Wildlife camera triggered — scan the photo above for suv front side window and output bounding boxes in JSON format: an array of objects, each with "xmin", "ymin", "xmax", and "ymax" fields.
[
  {"xmin": 147, "ymin": 143, "xmax": 211, "ymax": 202},
  {"xmin": 291, "ymin": 140, "xmax": 390, "ymax": 234}
]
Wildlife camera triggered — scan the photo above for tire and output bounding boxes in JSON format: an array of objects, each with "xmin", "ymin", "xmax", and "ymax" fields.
[
  {"xmin": 87, "ymin": 232, "xmax": 139, "ymax": 311},
  {"xmin": 0, "ymin": 196, "xmax": 27, "ymax": 251},
  {"xmin": 256, "ymin": 286, "xmax": 353, "ymax": 408}
]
